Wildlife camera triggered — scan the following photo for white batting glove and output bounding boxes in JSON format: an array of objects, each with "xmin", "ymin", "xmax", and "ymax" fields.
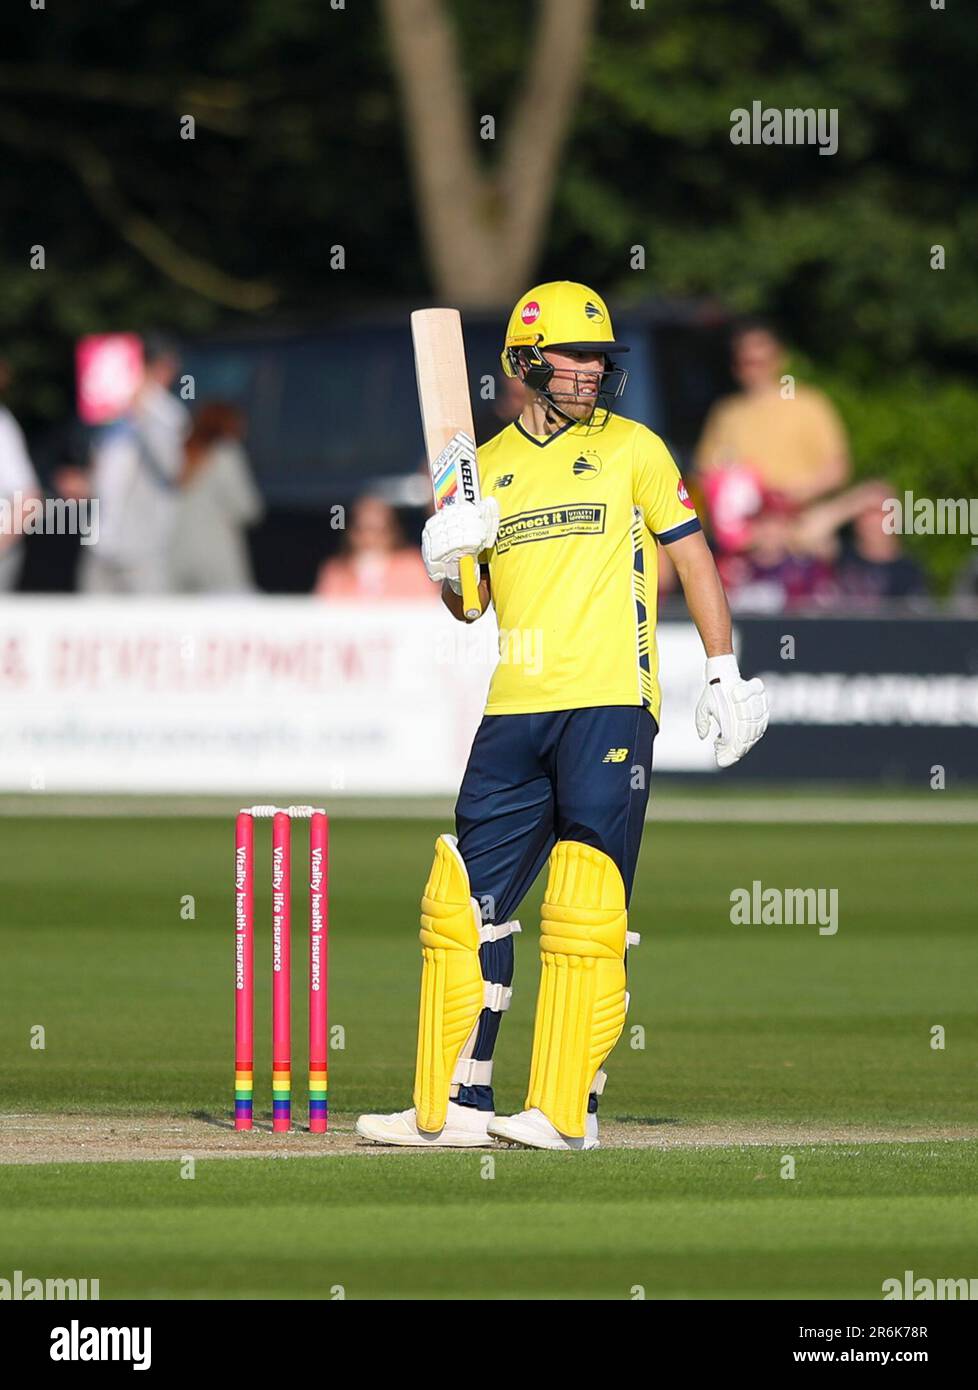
[
  {"xmin": 694, "ymin": 654, "xmax": 770, "ymax": 768},
  {"xmin": 421, "ymin": 498, "xmax": 499, "ymax": 588}
]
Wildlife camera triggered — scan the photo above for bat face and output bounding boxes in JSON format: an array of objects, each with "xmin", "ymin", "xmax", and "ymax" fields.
[
  {"xmin": 430, "ymin": 430, "xmax": 480, "ymax": 512},
  {"xmin": 411, "ymin": 307, "xmax": 484, "ymax": 619},
  {"xmin": 410, "ymin": 308, "xmax": 483, "ymax": 512}
]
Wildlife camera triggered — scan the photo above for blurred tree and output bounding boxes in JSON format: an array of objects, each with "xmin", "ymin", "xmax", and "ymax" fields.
[
  {"xmin": 381, "ymin": 0, "xmax": 596, "ymax": 305},
  {"xmin": 574, "ymin": 0, "xmax": 976, "ymax": 378},
  {"xmin": 0, "ymin": 0, "xmax": 974, "ymax": 440}
]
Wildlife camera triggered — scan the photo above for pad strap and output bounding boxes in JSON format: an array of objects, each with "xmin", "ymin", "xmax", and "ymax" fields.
[
  {"xmin": 483, "ymin": 982, "xmax": 513, "ymax": 1012},
  {"xmin": 452, "ymin": 1058, "xmax": 493, "ymax": 1086},
  {"xmin": 478, "ymin": 919, "xmax": 522, "ymax": 944}
]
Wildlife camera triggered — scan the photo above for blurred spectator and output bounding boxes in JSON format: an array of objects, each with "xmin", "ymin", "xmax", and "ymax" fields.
[
  {"xmin": 695, "ymin": 320, "xmax": 850, "ymax": 514},
  {"xmin": 170, "ymin": 403, "xmax": 263, "ymax": 593},
  {"xmin": 0, "ymin": 358, "xmax": 43, "ymax": 592},
  {"xmin": 719, "ymin": 491, "xmax": 836, "ymax": 613},
  {"xmin": 721, "ymin": 479, "xmax": 930, "ymax": 613},
  {"xmin": 78, "ymin": 333, "xmax": 189, "ymax": 594},
  {"xmin": 315, "ymin": 495, "xmax": 433, "ymax": 601},
  {"xmin": 699, "ymin": 466, "xmax": 765, "ymax": 556},
  {"xmin": 795, "ymin": 480, "xmax": 928, "ymax": 607}
]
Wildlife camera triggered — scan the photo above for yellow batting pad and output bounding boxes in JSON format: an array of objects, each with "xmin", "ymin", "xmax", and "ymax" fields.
[
  {"xmin": 413, "ymin": 835, "xmax": 486, "ymax": 1133},
  {"xmin": 526, "ymin": 841, "xmax": 628, "ymax": 1138}
]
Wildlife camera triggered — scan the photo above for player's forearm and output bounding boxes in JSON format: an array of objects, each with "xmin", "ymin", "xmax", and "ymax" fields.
[
  {"xmin": 684, "ymin": 568, "xmax": 733, "ymax": 658},
  {"xmin": 669, "ymin": 535, "xmax": 733, "ymax": 658}
]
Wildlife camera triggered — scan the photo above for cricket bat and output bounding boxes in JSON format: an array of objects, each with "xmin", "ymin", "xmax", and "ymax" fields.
[{"xmin": 410, "ymin": 308, "xmax": 483, "ymax": 621}]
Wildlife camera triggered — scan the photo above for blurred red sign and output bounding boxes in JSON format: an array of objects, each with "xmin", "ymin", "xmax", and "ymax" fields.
[{"xmin": 76, "ymin": 334, "xmax": 143, "ymax": 425}]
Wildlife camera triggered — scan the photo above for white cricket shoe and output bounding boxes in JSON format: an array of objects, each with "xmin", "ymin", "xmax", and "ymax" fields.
[
  {"xmin": 488, "ymin": 1106, "xmax": 599, "ymax": 1151},
  {"xmin": 355, "ymin": 1100, "xmax": 495, "ymax": 1148}
]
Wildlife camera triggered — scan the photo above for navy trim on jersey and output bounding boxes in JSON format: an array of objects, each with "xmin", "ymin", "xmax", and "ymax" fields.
[
  {"xmin": 513, "ymin": 417, "xmax": 576, "ymax": 448},
  {"xmin": 656, "ymin": 517, "xmax": 702, "ymax": 544},
  {"xmin": 630, "ymin": 509, "xmax": 654, "ymax": 710}
]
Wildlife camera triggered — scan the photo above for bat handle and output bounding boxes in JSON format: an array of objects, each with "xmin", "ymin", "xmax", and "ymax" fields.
[{"xmin": 459, "ymin": 555, "xmax": 481, "ymax": 621}]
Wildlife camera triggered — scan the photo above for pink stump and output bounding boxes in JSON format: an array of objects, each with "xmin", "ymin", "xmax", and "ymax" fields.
[
  {"xmin": 308, "ymin": 813, "xmax": 329, "ymax": 1132},
  {"xmin": 271, "ymin": 811, "xmax": 292, "ymax": 1132},
  {"xmin": 234, "ymin": 812, "xmax": 254, "ymax": 1130}
]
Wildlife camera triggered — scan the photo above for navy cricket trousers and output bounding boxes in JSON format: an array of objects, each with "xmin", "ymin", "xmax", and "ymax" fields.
[{"xmin": 452, "ymin": 705, "xmax": 656, "ymax": 1111}]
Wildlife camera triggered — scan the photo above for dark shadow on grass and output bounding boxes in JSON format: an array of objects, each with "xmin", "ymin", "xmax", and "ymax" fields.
[{"xmin": 192, "ymin": 1109, "xmax": 276, "ymax": 1133}]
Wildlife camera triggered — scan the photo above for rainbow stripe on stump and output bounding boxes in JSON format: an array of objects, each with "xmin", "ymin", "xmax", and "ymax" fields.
[
  {"xmin": 235, "ymin": 1070, "xmax": 254, "ymax": 1129},
  {"xmin": 272, "ymin": 1069, "xmax": 291, "ymax": 1131},
  {"xmin": 309, "ymin": 1067, "xmax": 328, "ymax": 1133}
]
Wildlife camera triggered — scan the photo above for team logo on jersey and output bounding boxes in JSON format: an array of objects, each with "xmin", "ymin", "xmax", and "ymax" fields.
[
  {"xmin": 494, "ymin": 474, "xmax": 515, "ymax": 488},
  {"xmin": 677, "ymin": 478, "xmax": 696, "ymax": 510},
  {"xmin": 521, "ymin": 301, "xmax": 541, "ymax": 325},
  {"xmin": 572, "ymin": 451, "xmax": 602, "ymax": 479},
  {"xmin": 584, "ymin": 301, "xmax": 606, "ymax": 324}
]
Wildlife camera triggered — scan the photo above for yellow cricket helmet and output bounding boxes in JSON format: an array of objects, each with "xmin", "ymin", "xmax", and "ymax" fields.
[
  {"xmin": 501, "ymin": 281, "xmax": 630, "ymax": 369},
  {"xmin": 501, "ymin": 281, "xmax": 629, "ymax": 420}
]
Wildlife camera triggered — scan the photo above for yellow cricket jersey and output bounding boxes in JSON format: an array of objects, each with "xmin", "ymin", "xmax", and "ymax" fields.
[{"xmin": 478, "ymin": 410, "xmax": 701, "ymax": 722}]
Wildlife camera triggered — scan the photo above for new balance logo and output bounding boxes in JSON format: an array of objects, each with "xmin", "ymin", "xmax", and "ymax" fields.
[
  {"xmin": 495, "ymin": 474, "xmax": 515, "ymax": 488},
  {"xmin": 603, "ymin": 748, "xmax": 629, "ymax": 763}
]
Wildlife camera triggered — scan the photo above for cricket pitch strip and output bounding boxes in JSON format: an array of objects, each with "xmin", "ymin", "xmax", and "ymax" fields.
[{"xmin": 2, "ymin": 1113, "xmax": 978, "ymax": 1165}]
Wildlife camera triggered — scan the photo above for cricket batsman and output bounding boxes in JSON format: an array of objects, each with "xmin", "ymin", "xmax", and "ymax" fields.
[{"xmin": 357, "ymin": 282, "xmax": 769, "ymax": 1150}]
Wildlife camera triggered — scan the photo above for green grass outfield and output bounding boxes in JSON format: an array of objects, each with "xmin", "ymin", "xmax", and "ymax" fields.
[
  {"xmin": 3, "ymin": 1144, "xmax": 978, "ymax": 1299},
  {"xmin": 1, "ymin": 813, "xmax": 976, "ymax": 1298}
]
